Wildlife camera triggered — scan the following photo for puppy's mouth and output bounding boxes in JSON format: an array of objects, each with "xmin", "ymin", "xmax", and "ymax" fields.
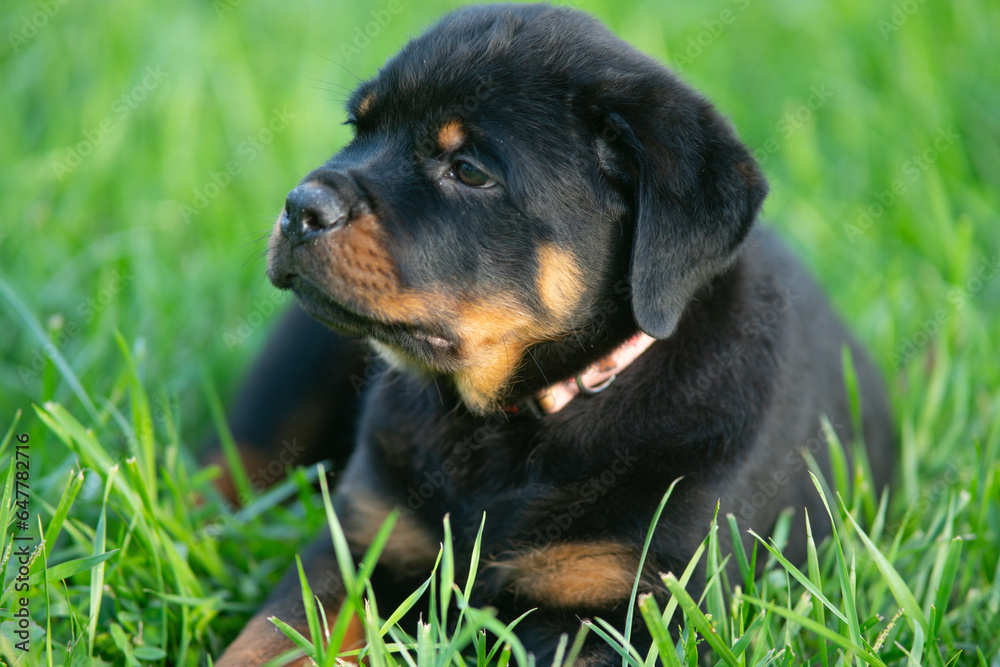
[{"xmin": 290, "ymin": 276, "xmax": 458, "ymax": 366}]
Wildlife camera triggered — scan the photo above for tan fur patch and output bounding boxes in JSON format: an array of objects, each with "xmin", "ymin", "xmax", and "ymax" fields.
[
  {"xmin": 288, "ymin": 610, "xmax": 365, "ymax": 666},
  {"xmin": 536, "ymin": 244, "xmax": 584, "ymax": 320},
  {"xmin": 218, "ymin": 599, "xmax": 363, "ymax": 665},
  {"xmin": 357, "ymin": 91, "xmax": 375, "ymax": 117},
  {"xmin": 339, "ymin": 615, "xmax": 366, "ymax": 658},
  {"xmin": 450, "ymin": 297, "xmax": 533, "ymax": 408},
  {"xmin": 299, "ymin": 213, "xmax": 581, "ymax": 410},
  {"xmin": 437, "ymin": 120, "xmax": 465, "ymax": 151},
  {"xmin": 341, "ymin": 491, "xmax": 440, "ymax": 576},
  {"xmin": 206, "ymin": 443, "xmax": 272, "ymax": 507},
  {"xmin": 312, "ymin": 213, "xmax": 435, "ymax": 323},
  {"xmin": 489, "ymin": 541, "xmax": 640, "ymax": 609}
]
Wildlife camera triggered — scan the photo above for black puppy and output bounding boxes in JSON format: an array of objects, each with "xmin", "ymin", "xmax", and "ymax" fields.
[{"xmin": 217, "ymin": 4, "xmax": 894, "ymax": 665}]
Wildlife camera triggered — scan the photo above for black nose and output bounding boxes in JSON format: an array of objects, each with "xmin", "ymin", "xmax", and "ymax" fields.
[{"xmin": 282, "ymin": 183, "xmax": 348, "ymax": 245}]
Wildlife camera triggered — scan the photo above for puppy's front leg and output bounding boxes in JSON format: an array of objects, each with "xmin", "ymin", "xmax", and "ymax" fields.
[{"xmin": 216, "ymin": 535, "xmax": 362, "ymax": 667}]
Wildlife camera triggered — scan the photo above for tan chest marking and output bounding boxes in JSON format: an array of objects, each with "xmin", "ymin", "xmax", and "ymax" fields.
[{"xmin": 488, "ymin": 541, "xmax": 641, "ymax": 609}]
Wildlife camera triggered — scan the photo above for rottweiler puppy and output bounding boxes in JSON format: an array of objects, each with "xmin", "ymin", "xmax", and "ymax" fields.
[{"xmin": 216, "ymin": 4, "xmax": 894, "ymax": 665}]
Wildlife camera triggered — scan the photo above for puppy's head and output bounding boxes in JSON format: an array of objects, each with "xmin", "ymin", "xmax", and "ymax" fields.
[{"xmin": 267, "ymin": 4, "xmax": 767, "ymax": 412}]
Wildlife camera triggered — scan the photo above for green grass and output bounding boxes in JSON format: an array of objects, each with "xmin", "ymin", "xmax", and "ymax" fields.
[{"xmin": 1, "ymin": 0, "xmax": 998, "ymax": 664}]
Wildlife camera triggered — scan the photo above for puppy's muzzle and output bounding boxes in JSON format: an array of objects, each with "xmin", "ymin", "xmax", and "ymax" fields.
[{"xmin": 281, "ymin": 182, "xmax": 349, "ymax": 247}]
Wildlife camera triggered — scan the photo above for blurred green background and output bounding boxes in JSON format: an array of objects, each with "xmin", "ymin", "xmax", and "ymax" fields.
[
  {"xmin": 2, "ymin": 0, "xmax": 998, "ymax": 450},
  {"xmin": 1, "ymin": 0, "xmax": 999, "ymax": 661}
]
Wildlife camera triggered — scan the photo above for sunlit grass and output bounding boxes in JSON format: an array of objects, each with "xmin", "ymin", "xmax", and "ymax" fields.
[{"xmin": 1, "ymin": 0, "xmax": 998, "ymax": 663}]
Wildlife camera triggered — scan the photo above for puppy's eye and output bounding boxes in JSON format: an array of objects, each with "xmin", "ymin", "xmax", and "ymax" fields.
[{"xmin": 452, "ymin": 161, "xmax": 495, "ymax": 188}]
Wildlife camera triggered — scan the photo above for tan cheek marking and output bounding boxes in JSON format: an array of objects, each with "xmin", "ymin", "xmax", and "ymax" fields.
[
  {"xmin": 489, "ymin": 542, "xmax": 640, "ymax": 609},
  {"xmin": 450, "ymin": 245, "xmax": 585, "ymax": 410},
  {"xmin": 312, "ymin": 213, "xmax": 437, "ymax": 322},
  {"xmin": 305, "ymin": 214, "xmax": 581, "ymax": 410},
  {"xmin": 304, "ymin": 211, "xmax": 538, "ymax": 409},
  {"xmin": 340, "ymin": 491, "xmax": 440, "ymax": 576},
  {"xmin": 536, "ymin": 244, "xmax": 584, "ymax": 321},
  {"xmin": 357, "ymin": 91, "xmax": 375, "ymax": 117},
  {"xmin": 437, "ymin": 120, "xmax": 465, "ymax": 152}
]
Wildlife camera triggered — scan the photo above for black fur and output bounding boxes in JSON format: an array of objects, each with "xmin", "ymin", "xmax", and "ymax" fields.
[{"xmin": 216, "ymin": 5, "xmax": 894, "ymax": 665}]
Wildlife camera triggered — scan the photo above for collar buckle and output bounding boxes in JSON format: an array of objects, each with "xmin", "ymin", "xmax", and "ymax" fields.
[{"xmin": 574, "ymin": 373, "xmax": 617, "ymax": 396}]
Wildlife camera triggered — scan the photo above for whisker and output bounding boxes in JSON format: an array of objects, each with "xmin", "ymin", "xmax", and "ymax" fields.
[{"xmin": 320, "ymin": 58, "xmax": 364, "ymax": 83}]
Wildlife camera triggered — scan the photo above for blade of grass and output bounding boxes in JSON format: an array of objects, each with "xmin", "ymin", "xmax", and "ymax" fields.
[
  {"xmin": 114, "ymin": 331, "xmax": 156, "ymax": 500},
  {"xmin": 266, "ymin": 617, "xmax": 314, "ymax": 662},
  {"xmin": 440, "ymin": 513, "xmax": 454, "ymax": 643},
  {"xmin": 705, "ymin": 501, "xmax": 729, "ymax": 646},
  {"xmin": 808, "ymin": 473, "xmax": 864, "ymax": 652},
  {"xmin": 317, "ymin": 464, "xmax": 356, "ymax": 595},
  {"xmin": 746, "ymin": 528, "xmax": 847, "ymax": 625},
  {"xmin": 641, "ymin": 527, "xmax": 711, "ymax": 667},
  {"xmin": 739, "ymin": 596, "xmax": 887, "ymax": 667},
  {"xmin": 930, "ymin": 537, "xmax": 963, "ymax": 639},
  {"xmin": 42, "ymin": 469, "xmax": 86, "ymax": 560},
  {"xmin": 661, "ymin": 572, "xmax": 740, "ymax": 667},
  {"xmin": 26, "ymin": 550, "xmax": 119, "ymax": 588},
  {"xmin": 638, "ymin": 593, "xmax": 681, "ymax": 667},
  {"xmin": 805, "ymin": 511, "xmax": 829, "ymax": 667},
  {"xmin": 484, "ymin": 608, "xmax": 534, "ymax": 665},
  {"xmin": 295, "ymin": 554, "xmax": 324, "ymax": 664},
  {"xmin": 201, "ymin": 371, "xmax": 251, "ymax": 505},
  {"xmin": 0, "ymin": 409, "xmax": 21, "ymax": 457},
  {"xmin": 588, "ymin": 619, "xmax": 644, "ymax": 667},
  {"xmin": 839, "ymin": 493, "xmax": 928, "ymax": 633},
  {"xmin": 726, "ymin": 513, "xmax": 755, "ymax": 599},
  {"xmin": 728, "ymin": 609, "xmax": 766, "ymax": 658},
  {"xmin": 88, "ymin": 465, "xmax": 117, "ymax": 656},
  {"xmin": 40, "ymin": 516, "xmax": 53, "ymax": 667},
  {"xmin": 561, "ymin": 623, "xmax": 590, "ymax": 667},
  {"xmin": 623, "ymin": 477, "xmax": 682, "ymax": 666},
  {"xmin": 379, "ymin": 569, "xmax": 437, "ymax": 636},
  {"xmin": 0, "ymin": 276, "xmax": 100, "ymax": 422}
]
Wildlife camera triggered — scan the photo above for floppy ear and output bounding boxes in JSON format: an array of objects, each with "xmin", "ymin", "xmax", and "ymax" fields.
[{"xmin": 602, "ymin": 75, "xmax": 768, "ymax": 339}]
